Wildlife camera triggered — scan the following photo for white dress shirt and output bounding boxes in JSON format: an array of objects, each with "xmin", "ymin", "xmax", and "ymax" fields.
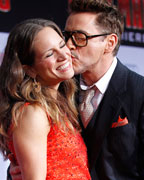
[{"xmin": 80, "ymin": 57, "xmax": 117, "ymax": 110}]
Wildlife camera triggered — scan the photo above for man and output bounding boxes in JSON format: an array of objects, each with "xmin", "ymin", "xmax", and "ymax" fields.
[
  {"xmin": 64, "ymin": 0, "xmax": 144, "ymax": 179},
  {"xmin": 9, "ymin": 0, "xmax": 144, "ymax": 179}
]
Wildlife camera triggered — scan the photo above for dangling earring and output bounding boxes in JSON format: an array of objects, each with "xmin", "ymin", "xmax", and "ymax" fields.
[{"xmin": 33, "ymin": 78, "xmax": 41, "ymax": 93}]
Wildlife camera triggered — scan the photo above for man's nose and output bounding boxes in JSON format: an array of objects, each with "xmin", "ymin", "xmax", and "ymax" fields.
[{"xmin": 66, "ymin": 37, "xmax": 76, "ymax": 50}]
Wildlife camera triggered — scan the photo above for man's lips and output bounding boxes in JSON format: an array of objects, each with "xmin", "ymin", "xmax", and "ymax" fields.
[{"xmin": 71, "ymin": 52, "xmax": 78, "ymax": 59}]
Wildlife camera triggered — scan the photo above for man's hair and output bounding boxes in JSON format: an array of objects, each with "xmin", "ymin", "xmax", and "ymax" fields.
[{"xmin": 68, "ymin": 0, "xmax": 124, "ymax": 56}]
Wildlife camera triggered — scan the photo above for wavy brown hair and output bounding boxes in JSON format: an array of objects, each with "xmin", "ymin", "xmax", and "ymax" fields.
[
  {"xmin": 0, "ymin": 18, "xmax": 79, "ymax": 159},
  {"xmin": 68, "ymin": 0, "xmax": 124, "ymax": 56}
]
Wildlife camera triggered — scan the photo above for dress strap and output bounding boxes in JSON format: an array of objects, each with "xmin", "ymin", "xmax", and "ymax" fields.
[
  {"xmin": 24, "ymin": 102, "xmax": 52, "ymax": 124},
  {"xmin": 46, "ymin": 111, "xmax": 52, "ymax": 125},
  {"xmin": 24, "ymin": 102, "xmax": 30, "ymax": 106}
]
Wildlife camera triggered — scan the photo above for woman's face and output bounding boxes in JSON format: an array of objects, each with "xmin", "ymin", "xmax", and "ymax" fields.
[{"xmin": 32, "ymin": 27, "xmax": 74, "ymax": 89}]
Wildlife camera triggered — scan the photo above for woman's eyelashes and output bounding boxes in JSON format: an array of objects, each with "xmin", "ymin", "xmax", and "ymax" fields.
[
  {"xmin": 45, "ymin": 42, "xmax": 66, "ymax": 58},
  {"xmin": 60, "ymin": 42, "xmax": 66, "ymax": 48},
  {"xmin": 46, "ymin": 51, "xmax": 53, "ymax": 58}
]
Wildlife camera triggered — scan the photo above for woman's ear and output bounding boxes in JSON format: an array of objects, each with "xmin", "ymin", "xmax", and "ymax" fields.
[
  {"xmin": 104, "ymin": 33, "xmax": 118, "ymax": 53},
  {"xmin": 23, "ymin": 65, "xmax": 37, "ymax": 78}
]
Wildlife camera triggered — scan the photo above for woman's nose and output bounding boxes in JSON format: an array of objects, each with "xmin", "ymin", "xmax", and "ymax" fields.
[{"xmin": 57, "ymin": 51, "xmax": 68, "ymax": 61}]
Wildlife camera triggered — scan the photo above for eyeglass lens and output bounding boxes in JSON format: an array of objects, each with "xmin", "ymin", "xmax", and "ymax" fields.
[
  {"xmin": 63, "ymin": 31, "xmax": 110, "ymax": 47},
  {"xmin": 63, "ymin": 31, "xmax": 87, "ymax": 47},
  {"xmin": 72, "ymin": 32, "xmax": 87, "ymax": 46}
]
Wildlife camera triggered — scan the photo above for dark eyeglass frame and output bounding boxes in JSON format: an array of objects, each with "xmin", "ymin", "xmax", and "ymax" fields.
[{"xmin": 63, "ymin": 30, "xmax": 111, "ymax": 47}]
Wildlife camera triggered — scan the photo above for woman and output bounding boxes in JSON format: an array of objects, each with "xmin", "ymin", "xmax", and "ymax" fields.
[{"xmin": 0, "ymin": 18, "xmax": 91, "ymax": 179}]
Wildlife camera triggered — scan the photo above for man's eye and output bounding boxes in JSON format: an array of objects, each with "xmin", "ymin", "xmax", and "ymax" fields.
[{"xmin": 75, "ymin": 37, "xmax": 85, "ymax": 41}]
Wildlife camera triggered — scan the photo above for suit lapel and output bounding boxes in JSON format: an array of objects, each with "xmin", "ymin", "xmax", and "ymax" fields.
[
  {"xmin": 74, "ymin": 75, "xmax": 86, "ymax": 131},
  {"xmin": 87, "ymin": 83, "xmax": 122, "ymax": 169},
  {"xmin": 84, "ymin": 60, "xmax": 129, "ymax": 169}
]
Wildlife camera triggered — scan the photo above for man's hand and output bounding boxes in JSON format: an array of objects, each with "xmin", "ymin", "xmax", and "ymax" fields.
[
  {"xmin": 9, "ymin": 165, "xmax": 21, "ymax": 180},
  {"xmin": 8, "ymin": 153, "xmax": 22, "ymax": 180}
]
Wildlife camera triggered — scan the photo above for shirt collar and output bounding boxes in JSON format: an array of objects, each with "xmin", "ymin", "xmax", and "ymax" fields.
[{"xmin": 80, "ymin": 57, "xmax": 117, "ymax": 94}]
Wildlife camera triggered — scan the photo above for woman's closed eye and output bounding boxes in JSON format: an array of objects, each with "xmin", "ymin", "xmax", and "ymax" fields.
[
  {"xmin": 60, "ymin": 41, "xmax": 66, "ymax": 49},
  {"xmin": 45, "ymin": 50, "xmax": 53, "ymax": 58},
  {"xmin": 44, "ymin": 41, "xmax": 66, "ymax": 58}
]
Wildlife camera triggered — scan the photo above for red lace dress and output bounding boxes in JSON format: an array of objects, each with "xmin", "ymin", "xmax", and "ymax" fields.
[{"xmin": 8, "ymin": 105, "xmax": 91, "ymax": 179}]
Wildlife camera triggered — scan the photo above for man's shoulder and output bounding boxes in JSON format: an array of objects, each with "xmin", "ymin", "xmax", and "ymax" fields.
[
  {"xmin": 111, "ymin": 60, "xmax": 144, "ymax": 96},
  {"xmin": 117, "ymin": 59, "xmax": 144, "ymax": 81}
]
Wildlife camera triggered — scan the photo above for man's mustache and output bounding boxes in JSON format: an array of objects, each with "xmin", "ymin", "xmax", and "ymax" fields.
[{"xmin": 71, "ymin": 51, "xmax": 78, "ymax": 59}]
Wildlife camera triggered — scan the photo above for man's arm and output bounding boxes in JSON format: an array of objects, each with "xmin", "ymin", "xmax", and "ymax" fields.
[
  {"xmin": 7, "ymin": 165, "xmax": 12, "ymax": 180},
  {"xmin": 139, "ymin": 104, "xmax": 144, "ymax": 178}
]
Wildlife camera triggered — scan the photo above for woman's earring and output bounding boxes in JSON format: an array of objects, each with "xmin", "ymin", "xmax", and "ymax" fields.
[{"xmin": 33, "ymin": 78, "xmax": 41, "ymax": 93}]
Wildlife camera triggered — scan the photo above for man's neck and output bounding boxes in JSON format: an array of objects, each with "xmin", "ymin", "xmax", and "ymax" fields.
[{"xmin": 82, "ymin": 57, "xmax": 115, "ymax": 86}]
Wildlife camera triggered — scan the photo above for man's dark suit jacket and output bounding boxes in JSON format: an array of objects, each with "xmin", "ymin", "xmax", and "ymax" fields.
[{"xmin": 75, "ymin": 60, "xmax": 144, "ymax": 180}]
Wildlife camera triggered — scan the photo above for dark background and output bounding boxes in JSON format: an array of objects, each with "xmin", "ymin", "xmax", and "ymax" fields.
[
  {"xmin": 0, "ymin": 0, "xmax": 144, "ymax": 47},
  {"xmin": 0, "ymin": 0, "xmax": 68, "ymax": 32}
]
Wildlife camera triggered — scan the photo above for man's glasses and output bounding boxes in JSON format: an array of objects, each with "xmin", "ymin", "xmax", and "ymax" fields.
[{"xmin": 63, "ymin": 30, "xmax": 111, "ymax": 47}]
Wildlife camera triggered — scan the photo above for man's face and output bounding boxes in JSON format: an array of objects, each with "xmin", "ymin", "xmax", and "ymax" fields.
[{"xmin": 65, "ymin": 12, "xmax": 108, "ymax": 75}]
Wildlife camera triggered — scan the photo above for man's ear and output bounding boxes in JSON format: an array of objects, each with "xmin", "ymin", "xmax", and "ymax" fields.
[
  {"xmin": 23, "ymin": 65, "xmax": 37, "ymax": 78},
  {"xmin": 104, "ymin": 33, "xmax": 118, "ymax": 53}
]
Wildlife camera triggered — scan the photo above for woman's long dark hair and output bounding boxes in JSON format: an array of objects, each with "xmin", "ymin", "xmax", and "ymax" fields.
[{"xmin": 0, "ymin": 18, "xmax": 79, "ymax": 159}]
